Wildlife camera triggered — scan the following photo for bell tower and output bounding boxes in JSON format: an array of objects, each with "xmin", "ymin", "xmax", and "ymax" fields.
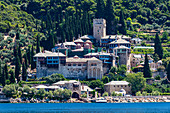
[{"xmin": 93, "ymin": 19, "xmax": 106, "ymax": 42}]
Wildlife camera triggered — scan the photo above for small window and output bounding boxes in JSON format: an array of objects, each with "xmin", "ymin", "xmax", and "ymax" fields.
[
  {"xmin": 73, "ymin": 64, "xmax": 76, "ymax": 66},
  {"xmin": 83, "ymin": 64, "xmax": 86, "ymax": 66},
  {"xmin": 68, "ymin": 64, "xmax": 71, "ymax": 66},
  {"xmin": 53, "ymin": 61, "xmax": 58, "ymax": 63},
  {"xmin": 117, "ymin": 85, "xmax": 119, "ymax": 87},
  {"xmin": 78, "ymin": 64, "xmax": 81, "ymax": 66},
  {"xmin": 121, "ymin": 85, "xmax": 123, "ymax": 87}
]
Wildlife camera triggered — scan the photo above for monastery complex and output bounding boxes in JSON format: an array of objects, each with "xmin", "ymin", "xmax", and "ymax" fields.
[{"xmin": 34, "ymin": 19, "xmax": 133, "ymax": 79}]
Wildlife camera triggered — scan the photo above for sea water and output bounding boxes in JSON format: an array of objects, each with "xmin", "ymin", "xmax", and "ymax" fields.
[{"xmin": 0, "ymin": 103, "xmax": 170, "ymax": 113}]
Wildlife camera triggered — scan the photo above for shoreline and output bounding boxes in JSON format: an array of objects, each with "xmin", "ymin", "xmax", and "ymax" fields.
[{"xmin": 3, "ymin": 96, "xmax": 170, "ymax": 103}]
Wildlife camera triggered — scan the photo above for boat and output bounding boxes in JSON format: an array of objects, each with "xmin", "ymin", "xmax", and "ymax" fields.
[{"xmin": 95, "ymin": 97, "xmax": 107, "ymax": 103}]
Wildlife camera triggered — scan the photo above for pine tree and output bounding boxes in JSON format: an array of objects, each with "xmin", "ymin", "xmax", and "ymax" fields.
[
  {"xmin": 15, "ymin": 55, "xmax": 21, "ymax": 82},
  {"xmin": 119, "ymin": 9, "xmax": 127, "ymax": 35},
  {"xmin": 22, "ymin": 62, "xmax": 27, "ymax": 81},
  {"xmin": 4, "ymin": 64, "xmax": 9, "ymax": 80},
  {"xmin": 95, "ymin": 0, "xmax": 105, "ymax": 18},
  {"xmin": 36, "ymin": 33, "xmax": 40, "ymax": 53},
  {"xmin": 143, "ymin": 54, "xmax": 152, "ymax": 78},
  {"xmin": 154, "ymin": 33, "xmax": 163, "ymax": 59},
  {"xmin": 105, "ymin": 0, "xmax": 116, "ymax": 35},
  {"xmin": 9, "ymin": 70, "xmax": 15, "ymax": 84},
  {"xmin": 31, "ymin": 45, "xmax": 36, "ymax": 70},
  {"xmin": 167, "ymin": 62, "xmax": 170, "ymax": 81}
]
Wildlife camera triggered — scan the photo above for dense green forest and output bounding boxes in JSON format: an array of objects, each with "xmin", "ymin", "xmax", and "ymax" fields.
[
  {"xmin": 0, "ymin": 0, "xmax": 169, "ymax": 59},
  {"xmin": 1, "ymin": 0, "xmax": 170, "ymax": 43},
  {"xmin": 0, "ymin": 0, "xmax": 170, "ymax": 94},
  {"xmin": 0, "ymin": 0, "xmax": 169, "ymax": 61}
]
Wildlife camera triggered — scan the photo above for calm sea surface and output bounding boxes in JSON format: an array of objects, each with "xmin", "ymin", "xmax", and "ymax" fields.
[{"xmin": 0, "ymin": 103, "xmax": 170, "ymax": 113}]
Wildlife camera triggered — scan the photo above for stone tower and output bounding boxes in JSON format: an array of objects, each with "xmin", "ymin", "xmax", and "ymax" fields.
[
  {"xmin": 113, "ymin": 46, "xmax": 131, "ymax": 72},
  {"xmin": 93, "ymin": 19, "xmax": 106, "ymax": 42}
]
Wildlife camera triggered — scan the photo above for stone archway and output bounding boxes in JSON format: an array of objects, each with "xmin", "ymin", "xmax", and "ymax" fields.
[{"xmin": 72, "ymin": 92, "xmax": 80, "ymax": 98}]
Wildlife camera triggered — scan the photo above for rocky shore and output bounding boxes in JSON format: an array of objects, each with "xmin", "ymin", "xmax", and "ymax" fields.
[
  {"xmin": 106, "ymin": 96, "xmax": 170, "ymax": 103},
  {"xmin": 9, "ymin": 96, "xmax": 170, "ymax": 103}
]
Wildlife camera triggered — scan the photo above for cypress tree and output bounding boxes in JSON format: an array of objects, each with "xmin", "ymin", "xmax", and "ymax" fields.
[
  {"xmin": 2, "ymin": 68, "xmax": 6, "ymax": 86},
  {"xmin": 95, "ymin": 0, "xmax": 105, "ymax": 18},
  {"xmin": 167, "ymin": 62, "xmax": 170, "ymax": 81},
  {"xmin": 22, "ymin": 62, "xmax": 27, "ymax": 81},
  {"xmin": 4, "ymin": 64, "xmax": 9, "ymax": 80},
  {"xmin": 88, "ymin": 13, "xmax": 92, "ymax": 35},
  {"xmin": 13, "ymin": 44, "xmax": 18, "ymax": 59},
  {"xmin": 51, "ymin": 32, "xmax": 55, "ymax": 49},
  {"xmin": 154, "ymin": 33, "xmax": 163, "ymax": 59},
  {"xmin": 36, "ymin": 33, "xmax": 40, "ymax": 53},
  {"xmin": 105, "ymin": 0, "xmax": 116, "ymax": 35},
  {"xmin": 119, "ymin": 9, "xmax": 127, "ymax": 35},
  {"xmin": 9, "ymin": 70, "xmax": 15, "ymax": 84},
  {"xmin": 16, "ymin": 31, "xmax": 20, "ymax": 40},
  {"xmin": 27, "ymin": 46, "xmax": 31, "ymax": 64},
  {"xmin": 18, "ymin": 44, "xmax": 22, "ymax": 63},
  {"xmin": 48, "ymin": 31, "xmax": 55, "ymax": 50},
  {"xmin": 15, "ymin": 55, "xmax": 21, "ymax": 82},
  {"xmin": 31, "ymin": 45, "xmax": 36, "ymax": 70},
  {"xmin": 24, "ymin": 53, "xmax": 28, "ymax": 69},
  {"xmin": 143, "ymin": 54, "xmax": 152, "ymax": 78},
  {"xmin": 0, "ymin": 61, "xmax": 1, "ymax": 85},
  {"xmin": 61, "ymin": 29, "xmax": 66, "ymax": 42}
]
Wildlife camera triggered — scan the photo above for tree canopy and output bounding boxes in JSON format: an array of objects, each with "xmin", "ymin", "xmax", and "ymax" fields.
[
  {"xmin": 143, "ymin": 54, "xmax": 152, "ymax": 78},
  {"xmin": 126, "ymin": 72, "xmax": 146, "ymax": 95}
]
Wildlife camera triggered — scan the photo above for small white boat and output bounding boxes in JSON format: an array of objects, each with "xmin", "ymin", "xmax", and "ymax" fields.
[{"xmin": 95, "ymin": 97, "xmax": 107, "ymax": 103}]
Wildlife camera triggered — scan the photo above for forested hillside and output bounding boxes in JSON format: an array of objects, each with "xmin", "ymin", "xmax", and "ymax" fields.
[
  {"xmin": 1, "ymin": 0, "xmax": 170, "ymax": 43},
  {"xmin": 0, "ymin": 0, "xmax": 170, "ymax": 67}
]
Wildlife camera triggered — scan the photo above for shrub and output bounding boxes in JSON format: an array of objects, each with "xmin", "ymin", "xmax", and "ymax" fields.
[
  {"xmin": 136, "ymin": 91, "xmax": 142, "ymax": 96},
  {"xmin": 160, "ymin": 93, "xmax": 170, "ymax": 95},
  {"xmin": 111, "ymin": 91, "xmax": 117, "ymax": 96},
  {"xmin": 151, "ymin": 91, "xmax": 160, "ymax": 96},
  {"xmin": 20, "ymin": 81, "xmax": 47, "ymax": 84},
  {"xmin": 142, "ymin": 91, "xmax": 147, "ymax": 96},
  {"xmin": 45, "ymin": 73, "xmax": 66, "ymax": 85},
  {"xmin": 117, "ymin": 93, "xmax": 123, "ymax": 96},
  {"xmin": 102, "ymin": 92, "xmax": 108, "ymax": 97},
  {"xmin": 81, "ymin": 93, "xmax": 87, "ymax": 98},
  {"xmin": 155, "ymin": 75, "xmax": 161, "ymax": 80}
]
